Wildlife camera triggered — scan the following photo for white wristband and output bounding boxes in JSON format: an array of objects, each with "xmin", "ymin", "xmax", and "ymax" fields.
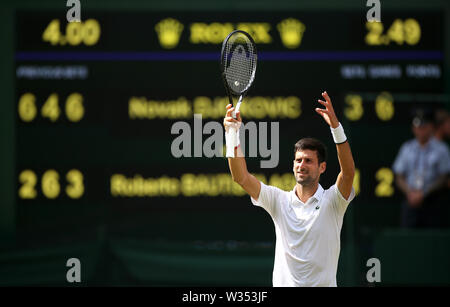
[
  {"xmin": 330, "ymin": 122, "xmax": 347, "ymax": 144},
  {"xmin": 225, "ymin": 126, "xmax": 240, "ymax": 157},
  {"xmin": 225, "ymin": 128, "xmax": 241, "ymax": 146}
]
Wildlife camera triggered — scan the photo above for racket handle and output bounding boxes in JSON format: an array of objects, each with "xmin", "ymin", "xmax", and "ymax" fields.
[
  {"xmin": 226, "ymin": 126, "xmax": 237, "ymax": 157},
  {"xmin": 234, "ymin": 96, "xmax": 243, "ymax": 117},
  {"xmin": 226, "ymin": 95, "xmax": 243, "ymax": 157}
]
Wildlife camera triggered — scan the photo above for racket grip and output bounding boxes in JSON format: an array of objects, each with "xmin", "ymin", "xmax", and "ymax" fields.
[{"xmin": 226, "ymin": 127, "xmax": 237, "ymax": 158}]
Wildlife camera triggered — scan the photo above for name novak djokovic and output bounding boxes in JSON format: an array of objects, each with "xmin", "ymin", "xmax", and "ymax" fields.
[{"xmin": 181, "ymin": 291, "xmax": 268, "ymax": 304}]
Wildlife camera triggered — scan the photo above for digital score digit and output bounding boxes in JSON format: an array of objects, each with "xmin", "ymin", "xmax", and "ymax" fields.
[
  {"xmin": 375, "ymin": 92, "xmax": 394, "ymax": 121},
  {"xmin": 18, "ymin": 93, "xmax": 37, "ymax": 122},
  {"xmin": 65, "ymin": 93, "xmax": 85, "ymax": 122},
  {"xmin": 344, "ymin": 94, "xmax": 364, "ymax": 121},
  {"xmin": 375, "ymin": 167, "xmax": 395, "ymax": 197},
  {"xmin": 66, "ymin": 169, "xmax": 84, "ymax": 199},
  {"xmin": 41, "ymin": 93, "xmax": 60, "ymax": 122},
  {"xmin": 18, "ymin": 170, "xmax": 38, "ymax": 199},
  {"xmin": 41, "ymin": 169, "xmax": 60, "ymax": 199},
  {"xmin": 353, "ymin": 168, "xmax": 360, "ymax": 196}
]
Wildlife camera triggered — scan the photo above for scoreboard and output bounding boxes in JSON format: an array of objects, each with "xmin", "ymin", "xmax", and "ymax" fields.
[{"xmin": 10, "ymin": 7, "xmax": 447, "ymax": 247}]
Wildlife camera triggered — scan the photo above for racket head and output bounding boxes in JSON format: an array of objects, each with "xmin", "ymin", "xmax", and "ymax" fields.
[{"xmin": 220, "ymin": 30, "xmax": 257, "ymax": 97}]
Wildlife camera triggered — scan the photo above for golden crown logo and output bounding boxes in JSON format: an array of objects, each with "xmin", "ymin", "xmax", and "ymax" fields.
[
  {"xmin": 277, "ymin": 18, "xmax": 306, "ymax": 49},
  {"xmin": 155, "ymin": 18, "xmax": 184, "ymax": 49}
]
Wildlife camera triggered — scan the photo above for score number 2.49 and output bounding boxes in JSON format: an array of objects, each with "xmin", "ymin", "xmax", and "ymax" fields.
[{"xmin": 366, "ymin": 18, "xmax": 421, "ymax": 46}]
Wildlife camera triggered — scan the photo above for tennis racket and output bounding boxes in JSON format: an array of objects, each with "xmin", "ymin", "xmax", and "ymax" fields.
[{"xmin": 220, "ymin": 30, "xmax": 257, "ymax": 157}]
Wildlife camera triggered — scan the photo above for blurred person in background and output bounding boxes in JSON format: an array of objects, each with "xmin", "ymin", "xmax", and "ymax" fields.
[{"xmin": 393, "ymin": 108, "xmax": 450, "ymax": 228}]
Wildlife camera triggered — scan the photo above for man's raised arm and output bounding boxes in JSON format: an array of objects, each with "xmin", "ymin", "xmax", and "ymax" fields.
[
  {"xmin": 224, "ymin": 104, "xmax": 261, "ymax": 200},
  {"xmin": 316, "ymin": 92, "xmax": 355, "ymax": 200}
]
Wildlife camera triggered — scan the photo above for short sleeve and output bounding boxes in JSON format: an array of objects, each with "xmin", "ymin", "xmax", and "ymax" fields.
[
  {"xmin": 250, "ymin": 181, "xmax": 279, "ymax": 217},
  {"xmin": 333, "ymin": 184, "xmax": 355, "ymax": 213},
  {"xmin": 392, "ymin": 142, "xmax": 409, "ymax": 175}
]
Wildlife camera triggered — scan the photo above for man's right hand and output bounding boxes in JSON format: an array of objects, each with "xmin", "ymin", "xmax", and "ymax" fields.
[{"xmin": 223, "ymin": 104, "xmax": 242, "ymax": 132}]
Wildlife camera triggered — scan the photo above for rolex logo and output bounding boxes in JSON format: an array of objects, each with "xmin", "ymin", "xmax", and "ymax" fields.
[
  {"xmin": 277, "ymin": 18, "xmax": 306, "ymax": 49},
  {"xmin": 155, "ymin": 18, "xmax": 184, "ymax": 49}
]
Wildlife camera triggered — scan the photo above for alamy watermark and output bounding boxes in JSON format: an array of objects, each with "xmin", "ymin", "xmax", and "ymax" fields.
[
  {"xmin": 366, "ymin": 0, "xmax": 381, "ymax": 22},
  {"xmin": 366, "ymin": 257, "xmax": 381, "ymax": 283},
  {"xmin": 66, "ymin": 258, "xmax": 81, "ymax": 283},
  {"xmin": 66, "ymin": 0, "xmax": 81, "ymax": 22},
  {"xmin": 170, "ymin": 114, "xmax": 280, "ymax": 168}
]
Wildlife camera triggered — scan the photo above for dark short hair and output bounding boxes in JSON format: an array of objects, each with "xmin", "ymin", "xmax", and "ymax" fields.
[{"xmin": 294, "ymin": 138, "xmax": 327, "ymax": 164}]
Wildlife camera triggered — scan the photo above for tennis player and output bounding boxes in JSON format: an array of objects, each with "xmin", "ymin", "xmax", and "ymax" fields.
[{"xmin": 224, "ymin": 91, "xmax": 356, "ymax": 287}]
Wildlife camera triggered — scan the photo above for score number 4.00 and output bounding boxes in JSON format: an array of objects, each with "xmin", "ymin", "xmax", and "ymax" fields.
[
  {"xmin": 42, "ymin": 19, "xmax": 101, "ymax": 46},
  {"xmin": 19, "ymin": 169, "xmax": 84, "ymax": 199},
  {"xmin": 18, "ymin": 92, "xmax": 84, "ymax": 122}
]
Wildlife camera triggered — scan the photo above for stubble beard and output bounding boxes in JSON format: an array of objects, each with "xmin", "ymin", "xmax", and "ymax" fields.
[{"xmin": 295, "ymin": 171, "xmax": 317, "ymax": 187}]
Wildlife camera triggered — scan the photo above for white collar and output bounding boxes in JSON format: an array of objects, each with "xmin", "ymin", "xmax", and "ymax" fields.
[{"xmin": 291, "ymin": 184, "xmax": 324, "ymax": 206}]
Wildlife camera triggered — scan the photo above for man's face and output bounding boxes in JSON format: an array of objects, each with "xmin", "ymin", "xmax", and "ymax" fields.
[
  {"xmin": 293, "ymin": 149, "xmax": 326, "ymax": 186},
  {"xmin": 412, "ymin": 123, "xmax": 433, "ymax": 144}
]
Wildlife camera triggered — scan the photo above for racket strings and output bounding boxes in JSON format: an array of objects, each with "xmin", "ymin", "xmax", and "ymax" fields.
[{"xmin": 223, "ymin": 33, "xmax": 256, "ymax": 95}]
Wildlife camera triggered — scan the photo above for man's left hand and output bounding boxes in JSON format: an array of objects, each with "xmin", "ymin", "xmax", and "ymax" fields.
[{"xmin": 316, "ymin": 91, "xmax": 340, "ymax": 129}]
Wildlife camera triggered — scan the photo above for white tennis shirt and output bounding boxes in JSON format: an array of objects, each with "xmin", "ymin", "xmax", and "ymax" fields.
[{"xmin": 251, "ymin": 181, "xmax": 355, "ymax": 287}]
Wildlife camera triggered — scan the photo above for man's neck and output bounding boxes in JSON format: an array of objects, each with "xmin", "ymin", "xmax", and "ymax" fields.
[
  {"xmin": 295, "ymin": 182, "xmax": 319, "ymax": 204},
  {"xmin": 418, "ymin": 137, "xmax": 432, "ymax": 147}
]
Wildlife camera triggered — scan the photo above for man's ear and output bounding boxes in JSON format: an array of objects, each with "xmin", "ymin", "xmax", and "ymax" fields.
[{"xmin": 319, "ymin": 161, "xmax": 326, "ymax": 174}]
